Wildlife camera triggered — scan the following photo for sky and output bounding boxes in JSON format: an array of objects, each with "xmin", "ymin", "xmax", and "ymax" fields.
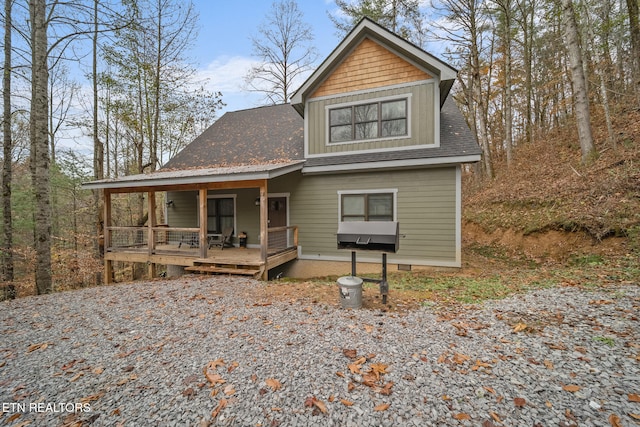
[{"xmin": 188, "ymin": 0, "xmax": 343, "ymax": 116}]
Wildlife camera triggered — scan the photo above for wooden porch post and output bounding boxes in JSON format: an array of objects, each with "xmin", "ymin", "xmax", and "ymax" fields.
[
  {"xmin": 104, "ymin": 190, "xmax": 113, "ymax": 284},
  {"xmin": 147, "ymin": 191, "xmax": 157, "ymax": 278},
  {"xmin": 259, "ymin": 180, "xmax": 268, "ymax": 279},
  {"xmin": 199, "ymin": 188, "xmax": 207, "ymax": 259}
]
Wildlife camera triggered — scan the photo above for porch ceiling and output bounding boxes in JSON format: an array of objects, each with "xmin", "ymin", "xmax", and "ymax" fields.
[{"xmin": 81, "ymin": 160, "xmax": 305, "ymax": 192}]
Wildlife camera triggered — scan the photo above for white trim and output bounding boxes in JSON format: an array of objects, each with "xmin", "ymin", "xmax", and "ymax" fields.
[
  {"xmin": 306, "ymin": 142, "xmax": 436, "ymax": 159},
  {"xmin": 337, "ymin": 189, "xmax": 398, "ymax": 222},
  {"xmin": 296, "ymin": 252, "xmax": 461, "ymax": 268},
  {"xmin": 325, "ymin": 94, "xmax": 412, "ymax": 147},
  {"xmin": 81, "ymin": 161, "xmax": 305, "ymax": 191},
  {"xmin": 455, "ymin": 165, "xmax": 462, "ymax": 266},
  {"xmin": 311, "ymin": 79, "xmax": 430, "ymax": 103},
  {"xmin": 302, "ymin": 155, "xmax": 482, "ymax": 175}
]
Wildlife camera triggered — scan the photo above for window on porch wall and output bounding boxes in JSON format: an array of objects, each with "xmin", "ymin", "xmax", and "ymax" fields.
[{"xmin": 207, "ymin": 198, "xmax": 234, "ymax": 234}]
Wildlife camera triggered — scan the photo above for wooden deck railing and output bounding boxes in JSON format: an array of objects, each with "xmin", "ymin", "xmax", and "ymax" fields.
[{"xmin": 106, "ymin": 225, "xmax": 298, "ymax": 254}]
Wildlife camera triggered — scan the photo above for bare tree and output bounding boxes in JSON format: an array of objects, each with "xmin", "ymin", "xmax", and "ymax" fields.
[
  {"xmin": 2, "ymin": 0, "xmax": 14, "ymax": 286},
  {"xmin": 561, "ymin": 0, "xmax": 595, "ymax": 163},
  {"xmin": 245, "ymin": 0, "xmax": 318, "ymax": 104},
  {"xmin": 29, "ymin": 0, "xmax": 52, "ymax": 294},
  {"xmin": 627, "ymin": 0, "xmax": 640, "ymax": 107},
  {"xmin": 431, "ymin": 0, "xmax": 494, "ymax": 178}
]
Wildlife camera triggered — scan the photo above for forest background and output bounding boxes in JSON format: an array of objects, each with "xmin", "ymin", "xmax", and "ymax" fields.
[{"xmin": 0, "ymin": 0, "xmax": 639, "ymax": 297}]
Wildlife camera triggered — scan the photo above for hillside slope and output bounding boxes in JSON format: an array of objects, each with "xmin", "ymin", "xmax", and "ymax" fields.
[{"xmin": 462, "ymin": 106, "xmax": 640, "ymax": 261}]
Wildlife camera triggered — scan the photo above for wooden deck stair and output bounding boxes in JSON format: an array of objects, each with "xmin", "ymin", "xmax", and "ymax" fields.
[{"xmin": 185, "ymin": 259, "xmax": 264, "ymax": 278}]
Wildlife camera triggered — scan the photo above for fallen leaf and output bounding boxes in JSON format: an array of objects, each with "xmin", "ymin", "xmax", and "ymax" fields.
[
  {"xmin": 7, "ymin": 413, "xmax": 21, "ymax": 423},
  {"xmin": 514, "ymin": 397, "xmax": 526, "ymax": 407},
  {"xmin": 489, "ymin": 411, "xmax": 502, "ymax": 423},
  {"xmin": 211, "ymin": 399, "xmax": 227, "ymax": 419},
  {"xmin": 608, "ymin": 414, "xmax": 622, "ymax": 427},
  {"xmin": 340, "ymin": 399, "xmax": 354, "ymax": 406},
  {"xmin": 92, "ymin": 367, "xmax": 104, "ymax": 375},
  {"xmin": 483, "ymin": 386, "xmax": 496, "ymax": 395},
  {"xmin": 80, "ymin": 392, "xmax": 105, "ymax": 404},
  {"xmin": 227, "ymin": 361, "xmax": 239, "ymax": 373},
  {"xmin": 61, "ymin": 360, "xmax": 78, "ymax": 370},
  {"xmin": 629, "ymin": 393, "xmax": 640, "ymax": 402},
  {"xmin": 629, "ymin": 413, "xmax": 640, "ymax": 420},
  {"xmin": 453, "ymin": 413, "xmax": 471, "ymax": 420},
  {"xmin": 313, "ymin": 398, "xmax": 328, "ymax": 414},
  {"xmin": 69, "ymin": 372, "xmax": 84, "ymax": 382},
  {"xmin": 343, "ymin": 349, "xmax": 357, "ymax": 359},
  {"xmin": 336, "ymin": 371, "xmax": 345, "ymax": 378},
  {"xmin": 348, "ymin": 363, "xmax": 362, "ymax": 374},
  {"xmin": 364, "ymin": 324, "xmax": 374, "ymax": 333},
  {"xmin": 379, "ymin": 381, "xmax": 394, "ymax": 396},
  {"xmin": 544, "ymin": 359, "xmax": 554, "ymax": 370},
  {"xmin": 354, "ymin": 356, "xmax": 367, "ymax": 365},
  {"xmin": 27, "ymin": 342, "xmax": 49, "ymax": 352},
  {"xmin": 266, "ymin": 378, "xmax": 282, "ymax": 391},
  {"xmin": 374, "ymin": 403, "xmax": 390, "ymax": 412},
  {"xmin": 453, "ymin": 353, "xmax": 470, "ymax": 364},
  {"xmin": 513, "ymin": 323, "xmax": 527, "ymax": 333},
  {"xmin": 210, "ymin": 359, "xmax": 226, "ymax": 368},
  {"xmin": 563, "ymin": 385, "xmax": 582, "ymax": 392},
  {"xmin": 223, "ymin": 384, "xmax": 235, "ymax": 395},
  {"xmin": 347, "ymin": 382, "xmax": 356, "ymax": 392},
  {"xmin": 368, "ymin": 363, "xmax": 388, "ymax": 380}
]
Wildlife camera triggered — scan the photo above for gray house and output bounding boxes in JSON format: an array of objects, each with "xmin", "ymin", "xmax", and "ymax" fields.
[{"xmin": 84, "ymin": 18, "xmax": 481, "ymax": 282}]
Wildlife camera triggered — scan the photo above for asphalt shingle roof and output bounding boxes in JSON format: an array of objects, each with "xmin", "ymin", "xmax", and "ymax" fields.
[
  {"xmin": 161, "ymin": 103, "xmax": 304, "ymax": 171},
  {"xmin": 161, "ymin": 97, "xmax": 480, "ymax": 173}
]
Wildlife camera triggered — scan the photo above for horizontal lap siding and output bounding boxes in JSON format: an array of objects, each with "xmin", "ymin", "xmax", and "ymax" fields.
[{"xmin": 289, "ymin": 168, "xmax": 457, "ymax": 264}]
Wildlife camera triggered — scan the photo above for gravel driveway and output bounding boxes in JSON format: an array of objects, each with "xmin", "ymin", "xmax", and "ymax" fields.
[{"xmin": 1, "ymin": 275, "xmax": 638, "ymax": 426}]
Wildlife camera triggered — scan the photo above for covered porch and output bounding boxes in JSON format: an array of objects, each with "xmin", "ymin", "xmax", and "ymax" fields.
[{"xmin": 83, "ymin": 161, "xmax": 305, "ymax": 282}]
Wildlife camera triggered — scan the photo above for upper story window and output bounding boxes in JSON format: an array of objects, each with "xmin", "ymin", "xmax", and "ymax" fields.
[{"xmin": 329, "ymin": 98, "xmax": 408, "ymax": 143}]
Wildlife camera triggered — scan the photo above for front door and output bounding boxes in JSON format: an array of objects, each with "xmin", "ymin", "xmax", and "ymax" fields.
[{"xmin": 268, "ymin": 197, "xmax": 287, "ymax": 250}]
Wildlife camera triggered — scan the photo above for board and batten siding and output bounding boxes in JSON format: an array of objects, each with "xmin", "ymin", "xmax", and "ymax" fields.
[
  {"xmin": 306, "ymin": 82, "xmax": 435, "ymax": 156},
  {"xmin": 288, "ymin": 167, "xmax": 459, "ymax": 266}
]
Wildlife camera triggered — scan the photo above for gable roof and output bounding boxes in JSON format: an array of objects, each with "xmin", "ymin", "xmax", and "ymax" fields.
[{"xmin": 291, "ymin": 17, "xmax": 458, "ymax": 115}]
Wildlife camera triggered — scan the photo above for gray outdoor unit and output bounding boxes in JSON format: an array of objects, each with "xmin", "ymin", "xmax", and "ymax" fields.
[{"xmin": 336, "ymin": 221, "xmax": 399, "ymax": 253}]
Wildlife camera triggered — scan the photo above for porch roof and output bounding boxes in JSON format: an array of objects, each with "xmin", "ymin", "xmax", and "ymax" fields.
[{"xmin": 81, "ymin": 160, "xmax": 305, "ymax": 191}]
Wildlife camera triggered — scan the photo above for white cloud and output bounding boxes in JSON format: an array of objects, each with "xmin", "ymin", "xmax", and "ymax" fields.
[{"xmin": 195, "ymin": 55, "xmax": 266, "ymax": 114}]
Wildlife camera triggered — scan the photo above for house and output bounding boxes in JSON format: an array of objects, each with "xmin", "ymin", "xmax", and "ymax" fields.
[{"xmin": 83, "ymin": 18, "xmax": 481, "ymax": 282}]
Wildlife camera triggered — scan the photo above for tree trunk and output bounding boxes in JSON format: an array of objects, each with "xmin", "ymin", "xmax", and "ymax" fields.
[
  {"xmin": 92, "ymin": 0, "xmax": 104, "ymax": 262},
  {"xmin": 30, "ymin": 0, "xmax": 53, "ymax": 294},
  {"xmin": 561, "ymin": 0, "xmax": 595, "ymax": 164},
  {"xmin": 3, "ymin": 0, "xmax": 14, "ymax": 284},
  {"xmin": 627, "ymin": 0, "xmax": 640, "ymax": 107}
]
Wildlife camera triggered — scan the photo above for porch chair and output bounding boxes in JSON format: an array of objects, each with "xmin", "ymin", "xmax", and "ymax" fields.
[
  {"xmin": 178, "ymin": 233, "xmax": 198, "ymax": 249},
  {"xmin": 209, "ymin": 226, "xmax": 234, "ymax": 250}
]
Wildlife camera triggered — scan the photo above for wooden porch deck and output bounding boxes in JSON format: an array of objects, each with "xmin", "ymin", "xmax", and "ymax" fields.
[{"xmin": 105, "ymin": 245, "xmax": 298, "ymax": 279}]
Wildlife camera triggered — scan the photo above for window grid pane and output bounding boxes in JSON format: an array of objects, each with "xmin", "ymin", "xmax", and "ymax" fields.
[{"xmin": 329, "ymin": 98, "xmax": 407, "ymax": 143}]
